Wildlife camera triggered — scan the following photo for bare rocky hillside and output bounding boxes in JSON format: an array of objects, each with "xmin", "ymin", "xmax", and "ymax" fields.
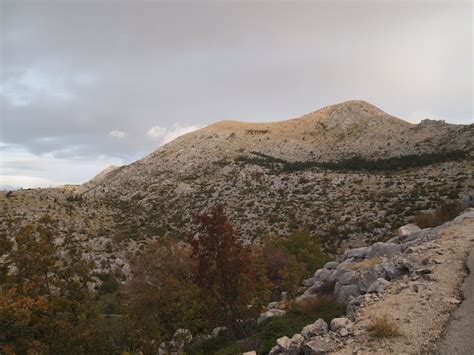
[
  {"xmin": 83, "ymin": 100, "xmax": 472, "ymax": 197},
  {"xmin": 1, "ymin": 100, "xmax": 473, "ymax": 276},
  {"xmin": 78, "ymin": 100, "xmax": 472, "ymax": 243}
]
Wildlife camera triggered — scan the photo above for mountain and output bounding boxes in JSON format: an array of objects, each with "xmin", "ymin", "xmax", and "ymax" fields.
[
  {"xmin": 83, "ymin": 100, "xmax": 471, "ymax": 198},
  {"xmin": 74, "ymin": 100, "xmax": 472, "ymax": 243},
  {"xmin": 2, "ymin": 100, "xmax": 472, "ymax": 354},
  {"xmin": 2, "ymin": 100, "xmax": 473, "ymax": 273}
]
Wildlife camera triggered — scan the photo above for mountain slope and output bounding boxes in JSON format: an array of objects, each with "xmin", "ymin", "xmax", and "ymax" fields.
[
  {"xmin": 2, "ymin": 99, "xmax": 473, "ymax": 279},
  {"xmin": 70, "ymin": 100, "xmax": 473, "ymax": 248},
  {"xmin": 84, "ymin": 100, "xmax": 472, "ymax": 198}
]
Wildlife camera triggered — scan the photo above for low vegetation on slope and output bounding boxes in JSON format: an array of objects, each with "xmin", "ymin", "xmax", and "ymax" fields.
[
  {"xmin": 187, "ymin": 297, "xmax": 345, "ymax": 354},
  {"xmin": 237, "ymin": 149, "xmax": 469, "ymax": 173},
  {"xmin": 1, "ymin": 102, "xmax": 472, "ymax": 354},
  {"xmin": 0, "ymin": 207, "xmax": 332, "ymax": 354}
]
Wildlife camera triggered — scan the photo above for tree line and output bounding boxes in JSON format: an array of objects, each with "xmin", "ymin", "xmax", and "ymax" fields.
[{"xmin": 236, "ymin": 149, "xmax": 469, "ymax": 173}]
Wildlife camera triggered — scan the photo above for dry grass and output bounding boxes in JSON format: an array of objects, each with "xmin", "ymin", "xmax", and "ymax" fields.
[
  {"xmin": 296, "ymin": 294, "xmax": 335, "ymax": 313},
  {"xmin": 344, "ymin": 257, "xmax": 381, "ymax": 271},
  {"xmin": 414, "ymin": 201, "xmax": 462, "ymax": 228},
  {"xmin": 368, "ymin": 315, "xmax": 402, "ymax": 338}
]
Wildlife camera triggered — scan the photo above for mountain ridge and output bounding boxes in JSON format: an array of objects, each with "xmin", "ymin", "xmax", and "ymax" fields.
[
  {"xmin": 82, "ymin": 100, "xmax": 472, "ymax": 197},
  {"xmin": 2, "ymin": 99, "xmax": 472, "ymax": 287}
]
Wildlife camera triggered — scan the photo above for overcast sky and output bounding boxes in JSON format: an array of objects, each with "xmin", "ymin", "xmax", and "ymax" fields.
[{"xmin": 1, "ymin": 0, "xmax": 472, "ymax": 189}]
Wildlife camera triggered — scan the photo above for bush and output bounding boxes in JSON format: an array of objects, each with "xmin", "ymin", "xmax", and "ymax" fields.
[
  {"xmin": 254, "ymin": 299, "xmax": 345, "ymax": 353},
  {"xmin": 98, "ymin": 273, "xmax": 120, "ymax": 294},
  {"xmin": 368, "ymin": 315, "xmax": 402, "ymax": 338},
  {"xmin": 414, "ymin": 201, "xmax": 463, "ymax": 228},
  {"xmin": 125, "ymin": 238, "xmax": 206, "ymax": 351},
  {"xmin": 186, "ymin": 334, "xmax": 236, "ymax": 355},
  {"xmin": 257, "ymin": 230, "xmax": 327, "ymax": 299},
  {"xmin": 187, "ymin": 296, "xmax": 345, "ymax": 354}
]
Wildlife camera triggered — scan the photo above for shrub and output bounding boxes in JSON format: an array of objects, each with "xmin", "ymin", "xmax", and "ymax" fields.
[
  {"xmin": 296, "ymin": 294, "xmax": 335, "ymax": 314},
  {"xmin": 125, "ymin": 238, "xmax": 205, "ymax": 351},
  {"xmin": 258, "ymin": 230, "xmax": 327, "ymax": 299},
  {"xmin": 368, "ymin": 315, "xmax": 402, "ymax": 338},
  {"xmin": 414, "ymin": 201, "xmax": 463, "ymax": 228},
  {"xmin": 186, "ymin": 334, "xmax": 236, "ymax": 355},
  {"xmin": 255, "ymin": 299, "xmax": 345, "ymax": 353},
  {"xmin": 0, "ymin": 220, "xmax": 101, "ymax": 354},
  {"xmin": 98, "ymin": 273, "xmax": 120, "ymax": 294}
]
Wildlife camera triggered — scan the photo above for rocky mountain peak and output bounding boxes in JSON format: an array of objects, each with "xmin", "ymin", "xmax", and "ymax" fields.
[
  {"xmin": 304, "ymin": 100, "xmax": 408, "ymax": 128},
  {"xmin": 319, "ymin": 100, "xmax": 385, "ymax": 116}
]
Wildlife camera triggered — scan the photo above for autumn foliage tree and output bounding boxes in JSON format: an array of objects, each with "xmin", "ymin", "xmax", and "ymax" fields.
[
  {"xmin": 125, "ymin": 238, "xmax": 205, "ymax": 352},
  {"xmin": 0, "ymin": 217, "xmax": 100, "ymax": 354},
  {"xmin": 188, "ymin": 206, "xmax": 270, "ymax": 338},
  {"xmin": 258, "ymin": 229, "xmax": 327, "ymax": 299}
]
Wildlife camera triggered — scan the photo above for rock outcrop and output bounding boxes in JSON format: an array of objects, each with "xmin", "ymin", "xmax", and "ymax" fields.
[{"xmin": 266, "ymin": 209, "xmax": 474, "ymax": 354}]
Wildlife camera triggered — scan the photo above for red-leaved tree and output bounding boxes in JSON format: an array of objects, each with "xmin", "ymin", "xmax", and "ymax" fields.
[{"xmin": 188, "ymin": 206, "xmax": 269, "ymax": 337}]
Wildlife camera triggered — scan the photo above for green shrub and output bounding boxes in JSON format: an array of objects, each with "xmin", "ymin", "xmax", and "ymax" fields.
[
  {"xmin": 187, "ymin": 297, "xmax": 345, "ymax": 355},
  {"xmin": 97, "ymin": 273, "xmax": 120, "ymax": 294},
  {"xmin": 254, "ymin": 299, "xmax": 345, "ymax": 353},
  {"xmin": 186, "ymin": 334, "xmax": 236, "ymax": 355}
]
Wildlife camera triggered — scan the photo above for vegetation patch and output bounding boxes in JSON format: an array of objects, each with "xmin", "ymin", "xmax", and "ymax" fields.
[
  {"xmin": 187, "ymin": 296, "xmax": 346, "ymax": 354},
  {"xmin": 368, "ymin": 314, "xmax": 402, "ymax": 338},
  {"xmin": 414, "ymin": 201, "xmax": 463, "ymax": 228},
  {"xmin": 345, "ymin": 257, "xmax": 381, "ymax": 271},
  {"xmin": 236, "ymin": 149, "xmax": 469, "ymax": 173}
]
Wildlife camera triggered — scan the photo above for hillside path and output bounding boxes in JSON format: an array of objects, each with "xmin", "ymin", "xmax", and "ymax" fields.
[{"xmin": 438, "ymin": 246, "xmax": 474, "ymax": 354}]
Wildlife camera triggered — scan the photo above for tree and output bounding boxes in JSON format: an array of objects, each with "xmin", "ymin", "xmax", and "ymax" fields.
[
  {"xmin": 0, "ymin": 217, "xmax": 99, "ymax": 354},
  {"xmin": 188, "ymin": 206, "xmax": 269, "ymax": 338},
  {"xmin": 125, "ymin": 238, "xmax": 205, "ymax": 353},
  {"xmin": 258, "ymin": 229, "xmax": 327, "ymax": 299}
]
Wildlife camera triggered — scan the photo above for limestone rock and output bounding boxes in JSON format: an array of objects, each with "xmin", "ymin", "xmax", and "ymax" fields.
[
  {"xmin": 344, "ymin": 247, "xmax": 369, "ymax": 260},
  {"xmin": 211, "ymin": 326, "xmax": 226, "ymax": 337},
  {"xmin": 303, "ymin": 337, "xmax": 339, "ymax": 354},
  {"xmin": 366, "ymin": 242, "xmax": 401, "ymax": 259},
  {"xmin": 324, "ymin": 261, "xmax": 339, "ymax": 269},
  {"xmin": 358, "ymin": 266, "xmax": 381, "ymax": 293},
  {"xmin": 335, "ymin": 283, "xmax": 361, "ymax": 303},
  {"xmin": 301, "ymin": 318, "xmax": 328, "ymax": 338},
  {"xmin": 258, "ymin": 308, "xmax": 286, "ymax": 323},
  {"xmin": 339, "ymin": 270, "xmax": 359, "ymax": 285},
  {"xmin": 398, "ymin": 223, "xmax": 421, "ymax": 238},
  {"xmin": 172, "ymin": 328, "xmax": 193, "ymax": 344},
  {"xmin": 330, "ymin": 317, "xmax": 353, "ymax": 332},
  {"xmin": 368, "ymin": 278, "xmax": 390, "ymax": 294}
]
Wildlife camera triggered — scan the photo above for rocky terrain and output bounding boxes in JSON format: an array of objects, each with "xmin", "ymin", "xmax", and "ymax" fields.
[
  {"xmin": 1, "ymin": 100, "xmax": 473, "ymax": 276},
  {"xmin": 1, "ymin": 100, "xmax": 474, "ymax": 354},
  {"xmin": 77, "ymin": 101, "xmax": 472, "ymax": 242},
  {"xmin": 263, "ymin": 209, "xmax": 474, "ymax": 354}
]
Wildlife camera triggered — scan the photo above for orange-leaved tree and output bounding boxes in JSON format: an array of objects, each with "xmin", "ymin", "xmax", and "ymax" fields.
[
  {"xmin": 125, "ymin": 238, "xmax": 206, "ymax": 353},
  {"xmin": 0, "ymin": 217, "xmax": 100, "ymax": 354}
]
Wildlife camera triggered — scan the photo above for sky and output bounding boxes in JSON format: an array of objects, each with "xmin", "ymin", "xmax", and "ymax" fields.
[{"xmin": 1, "ymin": 0, "xmax": 473, "ymax": 189}]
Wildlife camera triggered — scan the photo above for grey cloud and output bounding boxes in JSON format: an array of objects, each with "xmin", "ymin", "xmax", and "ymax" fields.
[{"xmin": 1, "ymin": 0, "xmax": 472, "ymax": 166}]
